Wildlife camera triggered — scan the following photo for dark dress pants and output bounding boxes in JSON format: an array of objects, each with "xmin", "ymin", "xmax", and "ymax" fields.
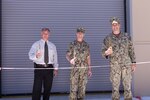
[{"xmin": 32, "ymin": 63, "xmax": 53, "ymax": 100}]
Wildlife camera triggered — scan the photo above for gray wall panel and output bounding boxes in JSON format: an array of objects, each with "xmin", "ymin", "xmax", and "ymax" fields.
[{"xmin": 2, "ymin": 0, "xmax": 124, "ymax": 94}]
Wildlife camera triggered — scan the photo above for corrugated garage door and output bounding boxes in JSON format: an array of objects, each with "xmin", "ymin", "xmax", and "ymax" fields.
[{"xmin": 2, "ymin": 0, "xmax": 125, "ymax": 94}]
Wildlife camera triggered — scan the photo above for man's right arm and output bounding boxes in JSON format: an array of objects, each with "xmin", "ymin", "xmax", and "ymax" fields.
[
  {"xmin": 101, "ymin": 37, "xmax": 108, "ymax": 59},
  {"xmin": 28, "ymin": 42, "xmax": 38, "ymax": 61},
  {"xmin": 101, "ymin": 36, "xmax": 113, "ymax": 59},
  {"xmin": 66, "ymin": 42, "xmax": 74, "ymax": 64}
]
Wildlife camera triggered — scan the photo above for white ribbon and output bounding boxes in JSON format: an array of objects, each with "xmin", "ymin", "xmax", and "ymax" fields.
[{"xmin": 0, "ymin": 61, "xmax": 149, "ymax": 70}]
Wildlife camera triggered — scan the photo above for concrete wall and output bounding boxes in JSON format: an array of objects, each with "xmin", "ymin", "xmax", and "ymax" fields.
[{"xmin": 129, "ymin": 0, "xmax": 150, "ymax": 97}]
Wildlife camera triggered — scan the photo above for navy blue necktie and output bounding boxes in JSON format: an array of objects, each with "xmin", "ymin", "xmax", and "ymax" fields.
[{"xmin": 44, "ymin": 42, "xmax": 49, "ymax": 64}]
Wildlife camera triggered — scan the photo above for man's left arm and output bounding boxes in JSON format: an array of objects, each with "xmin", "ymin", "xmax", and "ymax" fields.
[
  {"xmin": 128, "ymin": 35, "xmax": 136, "ymax": 72},
  {"xmin": 87, "ymin": 45, "xmax": 92, "ymax": 78},
  {"xmin": 53, "ymin": 45, "xmax": 59, "ymax": 76},
  {"xmin": 87, "ymin": 55, "xmax": 92, "ymax": 78}
]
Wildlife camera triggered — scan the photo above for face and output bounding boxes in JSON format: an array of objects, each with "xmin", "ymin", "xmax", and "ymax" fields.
[
  {"xmin": 41, "ymin": 30, "xmax": 49, "ymax": 41},
  {"xmin": 76, "ymin": 32, "xmax": 84, "ymax": 42},
  {"xmin": 112, "ymin": 23, "xmax": 120, "ymax": 35}
]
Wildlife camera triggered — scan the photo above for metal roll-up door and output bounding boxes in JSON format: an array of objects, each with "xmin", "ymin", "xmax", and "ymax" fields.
[{"xmin": 2, "ymin": 0, "xmax": 125, "ymax": 94}]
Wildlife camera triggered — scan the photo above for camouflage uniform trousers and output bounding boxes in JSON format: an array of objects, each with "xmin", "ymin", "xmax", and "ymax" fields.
[
  {"xmin": 69, "ymin": 68, "xmax": 88, "ymax": 100},
  {"xmin": 110, "ymin": 64, "xmax": 132, "ymax": 100}
]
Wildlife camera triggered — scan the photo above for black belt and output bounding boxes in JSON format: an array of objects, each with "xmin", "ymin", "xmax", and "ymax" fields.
[{"xmin": 35, "ymin": 63, "xmax": 53, "ymax": 68}]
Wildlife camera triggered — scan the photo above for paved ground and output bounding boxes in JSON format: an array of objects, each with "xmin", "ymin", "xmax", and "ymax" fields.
[{"xmin": 0, "ymin": 93, "xmax": 145, "ymax": 100}]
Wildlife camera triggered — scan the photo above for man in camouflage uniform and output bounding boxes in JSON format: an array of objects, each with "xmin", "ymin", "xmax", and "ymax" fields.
[
  {"xmin": 66, "ymin": 27, "xmax": 92, "ymax": 100},
  {"xmin": 101, "ymin": 17, "xmax": 136, "ymax": 100}
]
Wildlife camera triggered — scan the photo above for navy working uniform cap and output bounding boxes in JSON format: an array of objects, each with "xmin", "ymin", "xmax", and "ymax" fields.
[
  {"xmin": 110, "ymin": 17, "xmax": 120, "ymax": 24},
  {"xmin": 76, "ymin": 27, "xmax": 85, "ymax": 33}
]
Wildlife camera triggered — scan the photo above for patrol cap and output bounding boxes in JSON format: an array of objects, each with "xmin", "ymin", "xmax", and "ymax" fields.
[
  {"xmin": 110, "ymin": 17, "xmax": 120, "ymax": 24},
  {"xmin": 76, "ymin": 27, "xmax": 85, "ymax": 33}
]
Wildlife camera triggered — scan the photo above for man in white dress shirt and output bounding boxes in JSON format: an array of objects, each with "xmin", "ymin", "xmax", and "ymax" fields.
[{"xmin": 29, "ymin": 28, "xmax": 59, "ymax": 100}]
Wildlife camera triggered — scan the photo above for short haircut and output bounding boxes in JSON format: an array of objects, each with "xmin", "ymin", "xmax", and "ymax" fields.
[{"xmin": 41, "ymin": 28, "xmax": 50, "ymax": 32}]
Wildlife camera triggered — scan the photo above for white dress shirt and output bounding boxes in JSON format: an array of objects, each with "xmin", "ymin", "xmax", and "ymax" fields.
[{"xmin": 29, "ymin": 39, "xmax": 59, "ymax": 69}]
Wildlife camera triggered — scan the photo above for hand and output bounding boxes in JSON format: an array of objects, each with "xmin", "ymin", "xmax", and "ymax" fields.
[
  {"xmin": 36, "ymin": 51, "xmax": 42, "ymax": 59},
  {"xmin": 88, "ymin": 69, "xmax": 92, "ymax": 78},
  {"xmin": 70, "ymin": 57, "xmax": 76, "ymax": 65},
  {"xmin": 105, "ymin": 46, "xmax": 113, "ymax": 56},
  {"xmin": 54, "ymin": 69, "xmax": 58, "ymax": 76},
  {"xmin": 131, "ymin": 63, "xmax": 136, "ymax": 72}
]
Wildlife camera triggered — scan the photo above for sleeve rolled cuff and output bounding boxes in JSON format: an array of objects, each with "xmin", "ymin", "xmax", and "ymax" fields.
[
  {"xmin": 29, "ymin": 56, "xmax": 37, "ymax": 61},
  {"xmin": 132, "ymin": 62, "xmax": 136, "ymax": 63},
  {"xmin": 53, "ymin": 64, "xmax": 59, "ymax": 70},
  {"xmin": 105, "ymin": 56, "xmax": 108, "ymax": 59}
]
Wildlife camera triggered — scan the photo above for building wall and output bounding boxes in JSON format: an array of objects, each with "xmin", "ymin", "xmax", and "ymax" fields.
[
  {"xmin": 2, "ymin": 0, "xmax": 125, "ymax": 94},
  {"xmin": 129, "ymin": 0, "xmax": 150, "ymax": 96}
]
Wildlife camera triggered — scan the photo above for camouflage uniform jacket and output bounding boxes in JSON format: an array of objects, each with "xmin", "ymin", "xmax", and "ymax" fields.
[
  {"xmin": 101, "ymin": 32, "xmax": 136, "ymax": 67},
  {"xmin": 67, "ymin": 40, "xmax": 90, "ymax": 67}
]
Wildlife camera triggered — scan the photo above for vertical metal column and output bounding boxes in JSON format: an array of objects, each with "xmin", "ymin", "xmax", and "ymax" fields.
[
  {"xmin": 0, "ymin": 0, "xmax": 2, "ymax": 98},
  {"xmin": 124, "ymin": 0, "xmax": 127, "ymax": 32}
]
